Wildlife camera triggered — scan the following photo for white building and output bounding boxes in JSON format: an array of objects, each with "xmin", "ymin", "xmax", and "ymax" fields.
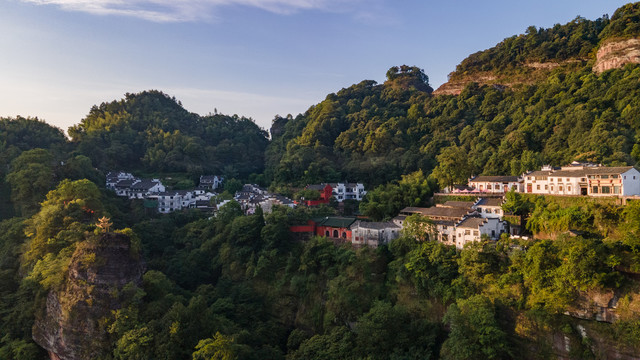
[
  {"xmin": 155, "ymin": 189, "xmax": 213, "ymax": 213},
  {"xmin": 199, "ymin": 175, "xmax": 223, "ymax": 190},
  {"xmin": 473, "ymin": 198, "xmax": 504, "ymax": 218},
  {"xmin": 454, "ymin": 217, "xmax": 508, "ymax": 249},
  {"xmin": 330, "ymin": 182, "xmax": 366, "ymax": 202},
  {"xmin": 468, "ymin": 176, "xmax": 522, "ymax": 193},
  {"xmin": 523, "ymin": 165, "xmax": 640, "ymax": 197},
  {"xmin": 351, "ymin": 221, "xmax": 400, "ymax": 247},
  {"xmin": 128, "ymin": 179, "xmax": 165, "ymax": 199},
  {"xmin": 106, "ymin": 171, "xmax": 135, "ymax": 190}
]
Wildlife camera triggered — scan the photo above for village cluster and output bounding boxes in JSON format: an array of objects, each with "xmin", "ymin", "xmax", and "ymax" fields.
[{"xmin": 106, "ymin": 163, "xmax": 640, "ymax": 250}]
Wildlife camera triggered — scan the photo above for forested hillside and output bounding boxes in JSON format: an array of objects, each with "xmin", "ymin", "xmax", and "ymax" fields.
[
  {"xmin": 2, "ymin": 2, "xmax": 640, "ymax": 360},
  {"xmin": 69, "ymin": 90, "xmax": 269, "ymax": 179},
  {"xmin": 266, "ymin": 3, "xmax": 640, "ymax": 190}
]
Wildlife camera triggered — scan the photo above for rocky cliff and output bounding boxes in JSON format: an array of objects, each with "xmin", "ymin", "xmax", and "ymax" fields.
[
  {"xmin": 433, "ymin": 60, "xmax": 585, "ymax": 96},
  {"xmin": 594, "ymin": 38, "xmax": 640, "ymax": 73},
  {"xmin": 33, "ymin": 232, "xmax": 145, "ymax": 360}
]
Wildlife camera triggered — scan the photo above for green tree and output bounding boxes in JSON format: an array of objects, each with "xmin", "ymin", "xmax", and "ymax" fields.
[
  {"xmin": 5, "ymin": 149, "xmax": 55, "ymax": 216},
  {"xmin": 440, "ymin": 295, "xmax": 512, "ymax": 360},
  {"xmin": 431, "ymin": 146, "xmax": 471, "ymax": 190}
]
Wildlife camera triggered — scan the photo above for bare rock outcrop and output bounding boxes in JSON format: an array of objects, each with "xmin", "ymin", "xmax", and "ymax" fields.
[
  {"xmin": 594, "ymin": 38, "xmax": 640, "ymax": 73},
  {"xmin": 33, "ymin": 233, "xmax": 145, "ymax": 360}
]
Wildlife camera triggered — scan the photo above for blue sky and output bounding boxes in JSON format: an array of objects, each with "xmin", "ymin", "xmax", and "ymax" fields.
[{"xmin": 0, "ymin": 0, "xmax": 631, "ymax": 132}]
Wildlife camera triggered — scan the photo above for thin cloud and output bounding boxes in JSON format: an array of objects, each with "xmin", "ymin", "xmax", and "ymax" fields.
[{"xmin": 21, "ymin": 0, "xmax": 364, "ymax": 22}]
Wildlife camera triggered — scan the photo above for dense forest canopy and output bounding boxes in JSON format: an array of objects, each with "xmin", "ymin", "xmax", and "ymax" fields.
[
  {"xmin": 69, "ymin": 90, "xmax": 269, "ymax": 178},
  {"xmin": 3, "ymin": 2, "xmax": 640, "ymax": 359}
]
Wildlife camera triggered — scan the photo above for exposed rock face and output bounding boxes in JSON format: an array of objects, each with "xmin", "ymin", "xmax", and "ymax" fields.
[
  {"xmin": 433, "ymin": 74, "xmax": 497, "ymax": 96},
  {"xmin": 564, "ymin": 289, "xmax": 620, "ymax": 323},
  {"xmin": 33, "ymin": 233, "xmax": 145, "ymax": 360},
  {"xmin": 594, "ymin": 38, "xmax": 640, "ymax": 73}
]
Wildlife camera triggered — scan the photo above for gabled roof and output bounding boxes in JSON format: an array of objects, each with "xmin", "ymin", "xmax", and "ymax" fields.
[
  {"xmin": 314, "ymin": 217, "xmax": 357, "ymax": 228},
  {"xmin": 476, "ymin": 197, "xmax": 503, "ymax": 207},
  {"xmin": 526, "ymin": 170, "xmax": 552, "ymax": 177},
  {"xmin": 469, "ymin": 175, "xmax": 520, "ymax": 183},
  {"xmin": 440, "ymin": 201, "xmax": 475, "ymax": 209},
  {"xmin": 400, "ymin": 206, "xmax": 472, "ymax": 219},
  {"xmin": 200, "ymin": 175, "xmax": 220, "ymax": 182},
  {"xmin": 115, "ymin": 179, "xmax": 136, "ymax": 188},
  {"xmin": 457, "ymin": 217, "xmax": 487, "ymax": 229},
  {"xmin": 130, "ymin": 179, "xmax": 161, "ymax": 190},
  {"xmin": 352, "ymin": 221, "xmax": 399, "ymax": 230},
  {"xmin": 585, "ymin": 166, "xmax": 635, "ymax": 175}
]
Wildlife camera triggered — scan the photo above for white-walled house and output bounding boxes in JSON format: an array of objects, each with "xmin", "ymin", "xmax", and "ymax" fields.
[
  {"xmin": 351, "ymin": 221, "xmax": 400, "ymax": 247},
  {"xmin": 454, "ymin": 217, "xmax": 508, "ymax": 249},
  {"xmin": 468, "ymin": 176, "xmax": 522, "ymax": 193},
  {"xmin": 523, "ymin": 165, "xmax": 640, "ymax": 197},
  {"xmin": 587, "ymin": 166, "xmax": 640, "ymax": 196},
  {"xmin": 106, "ymin": 171, "xmax": 135, "ymax": 190},
  {"xmin": 129, "ymin": 179, "xmax": 165, "ymax": 199},
  {"xmin": 473, "ymin": 198, "xmax": 504, "ymax": 218},
  {"xmin": 330, "ymin": 182, "xmax": 366, "ymax": 202},
  {"xmin": 199, "ymin": 175, "xmax": 223, "ymax": 190}
]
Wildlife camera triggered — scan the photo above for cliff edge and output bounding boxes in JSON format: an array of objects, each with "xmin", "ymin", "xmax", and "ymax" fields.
[{"xmin": 33, "ymin": 232, "xmax": 145, "ymax": 360}]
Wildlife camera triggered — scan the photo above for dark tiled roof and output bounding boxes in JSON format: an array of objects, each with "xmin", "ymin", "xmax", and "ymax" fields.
[
  {"xmin": 476, "ymin": 198, "xmax": 503, "ymax": 207},
  {"xmin": 115, "ymin": 179, "xmax": 136, "ymax": 188},
  {"xmin": 200, "ymin": 175, "xmax": 219, "ymax": 182},
  {"xmin": 130, "ymin": 179, "xmax": 160, "ymax": 190},
  {"xmin": 352, "ymin": 221, "xmax": 399, "ymax": 230},
  {"xmin": 457, "ymin": 217, "xmax": 487, "ymax": 229},
  {"xmin": 526, "ymin": 170, "xmax": 552, "ymax": 177},
  {"xmin": 314, "ymin": 217, "xmax": 357, "ymax": 228},
  {"xmin": 401, "ymin": 207, "xmax": 471, "ymax": 219},
  {"xmin": 469, "ymin": 176, "xmax": 520, "ymax": 183},
  {"xmin": 585, "ymin": 166, "xmax": 635, "ymax": 175},
  {"xmin": 441, "ymin": 201, "xmax": 475, "ymax": 209}
]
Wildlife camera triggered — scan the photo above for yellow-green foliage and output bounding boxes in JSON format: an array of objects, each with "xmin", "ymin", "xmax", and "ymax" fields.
[
  {"xmin": 26, "ymin": 246, "xmax": 75, "ymax": 289},
  {"xmin": 116, "ymin": 228, "xmax": 142, "ymax": 259}
]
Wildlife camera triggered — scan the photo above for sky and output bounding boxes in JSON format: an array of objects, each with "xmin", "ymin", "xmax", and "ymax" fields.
[{"xmin": 0, "ymin": 0, "xmax": 632, "ymax": 132}]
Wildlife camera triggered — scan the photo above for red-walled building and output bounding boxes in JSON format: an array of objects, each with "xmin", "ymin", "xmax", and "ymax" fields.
[
  {"xmin": 298, "ymin": 184, "xmax": 332, "ymax": 206},
  {"xmin": 290, "ymin": 217, "xmax": 357, "ymax": 240}
]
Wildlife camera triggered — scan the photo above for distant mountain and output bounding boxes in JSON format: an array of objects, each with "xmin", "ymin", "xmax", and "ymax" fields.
[
  {"xmin": 68, "ymin": 90, "xmax": 269, "ymax": 178},
  {"xmin": 267, "ymin": 2, "xmax": 640, "ymax": 188}
]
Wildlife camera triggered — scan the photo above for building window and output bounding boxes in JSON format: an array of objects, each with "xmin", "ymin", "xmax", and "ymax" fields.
[
  {"xmin": 614, "ymin": 186, "xmax": 620, "ymax": 194},
  {"xmin": 537, "ymin": 185, "xmax": 540, "ymax": 190},
  {"xmin": 602, "ymin": 186, "xmax": 611, "ymax": 194},
  {"xmin": 593, "ymin": 186, "xmax": 598, "ymax": 194},
  {"xmin": 544, "ymin": 185, "xmax": 548, "ymax": 190},
  {"xmin": 611, "ymin": 174, "xmax": 619, "ymax": 179},
  {"xmin": 567, "ymin": 186, "xmax": 572, "ymax": 192},
  {"xmin": 550, "ymin": 178, "xmax": 554, "ymax": 182},
  {"xmin": 566, "ymin": 178, "xmax": 570, "ymax": 182},
  {"xmin": 325, "ymin": 230, "xmax": 330, "ymax": 237},
  {"xmin": 487, "ymin": 185, "xmax": 492, "ymax": 190},
  {"xmin": 473, "ymin": 230, "xmax": 479, "ymax": 236},
  {"xmin": 601, "ymin": 175, "xmax": 609, "ymax": 179},
  {"xmin": 551, "ymin": 186, "xmax": 554, "ymax": 191},
  {"xmin": 464, "ymin": 230, "xmax": 471, "ymax": 235},
  {"xmin": 333, "ymin": 230, "xmax": 339, "ymax": 238},
  {"xmin": 559, "ymin": 185, "xmax": 563, "ymax": 192}
]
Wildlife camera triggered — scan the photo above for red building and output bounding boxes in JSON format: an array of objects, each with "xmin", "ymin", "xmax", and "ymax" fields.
[
  {"xmin": 290, "ymin": 217, "xmax": 357, "ymax": 240},
  {"xmin": 301, "ymin": 183, "xmax": 333, "ymax": 206}
]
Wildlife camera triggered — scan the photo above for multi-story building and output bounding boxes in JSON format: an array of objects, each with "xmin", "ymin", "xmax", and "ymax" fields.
[
  {"xmin": 523, "ymin": 165, "xmax": 640, "ymax": 197},
  {"xmin": 454, "ymin": 217, "xmax": 508, "ymax": 249},
  {"xmin": 468, "ymin": 176, "xmax": 522, "ymax": 193},
  {"xmin": 330, "ymin": 182, "xmax": 366, "ymax": 202},
  {"xmin": 350, "ymin": 221, "xmax": 401, "ymax": 248}
]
